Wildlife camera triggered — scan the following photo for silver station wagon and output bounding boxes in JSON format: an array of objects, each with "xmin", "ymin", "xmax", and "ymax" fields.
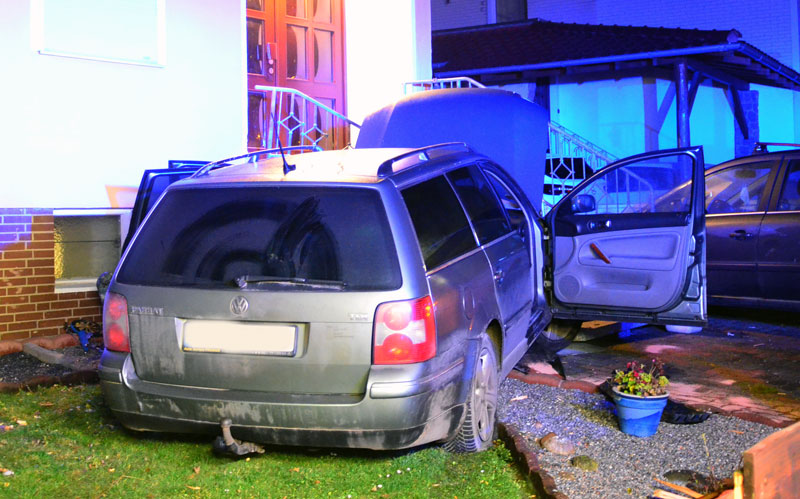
[{"xmin": 99, "ymin": 89, "xmax": 708, "ymax": 452}]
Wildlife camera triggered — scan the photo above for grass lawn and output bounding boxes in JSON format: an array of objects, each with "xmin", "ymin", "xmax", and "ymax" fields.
[{"xmin": 0, "ymin": 384, "xmax": 531, "ymax": 498}]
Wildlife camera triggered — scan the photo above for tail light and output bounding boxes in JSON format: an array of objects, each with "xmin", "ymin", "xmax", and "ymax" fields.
[
  {"xmin": 373, "ymin": 296, "xmax": 436, "ymax": 364},
  {"xmin": 103, "ymin": 292, "xmax": 130, "ymax": 352}
]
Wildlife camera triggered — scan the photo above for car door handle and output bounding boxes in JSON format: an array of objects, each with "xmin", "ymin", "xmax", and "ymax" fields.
[
  {"xmin": 493, "ymin": 269, "xmax": 505, "ymax": 284},
  {"xmin": 590, "ymin": 243, "xmax": 612, "ymax": 264},
  {"xmin": 729, "ymin": 229, "xmax": 753, "ymax": 240}
]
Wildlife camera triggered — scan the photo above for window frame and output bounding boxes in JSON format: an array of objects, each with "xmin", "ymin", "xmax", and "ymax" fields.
[{"xmin": 705, "ymin": 160, "xmax": 780, "ymax": 216}]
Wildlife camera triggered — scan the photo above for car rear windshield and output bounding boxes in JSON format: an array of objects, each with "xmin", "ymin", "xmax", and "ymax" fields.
[{"xmin": 117, "ymin": 185, "xmax": 402, "ymax": 291}]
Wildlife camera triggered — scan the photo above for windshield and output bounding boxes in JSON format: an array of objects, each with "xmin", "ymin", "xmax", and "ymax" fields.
[{"xmin": 117, "ymin": 186, "xmax": 402, "ymax": 291}]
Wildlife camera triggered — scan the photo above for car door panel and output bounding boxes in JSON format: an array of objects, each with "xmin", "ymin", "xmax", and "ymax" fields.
[
  {"xmin": 757, "ymin": 159, "xmax": 800, "ymax": 302},
  {"xmin": 553, "ymin": 227, "xmax": 687, "ymax": 309},
  {"xmin": 547, "ymin": 147, "xmax": 706, "ymax": 324},
  {"xmin": 706, "ymin": 213, "xmax": 763, "ymax": 298},
  {"xmin": 702, "ymin": 159, "xmax": 777, "ymax": 300}
]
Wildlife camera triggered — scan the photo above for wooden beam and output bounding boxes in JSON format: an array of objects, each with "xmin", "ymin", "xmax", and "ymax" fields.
[
  {"xmin": 726, "ymin": 87, "xmax": 749, "ymax": 139},
  {"xmin": 743, "ymin": 421, "xmax": 800, "ymax": 499},
  {"xmin": 723, "ymin": 53, "xmax": 752, "ymax": 66},
  {"xmin": 688, "ymin": 71, "xmax": 703, "ymax": 113},
  {"xmin": 655, "ymin": 81, "xmax": 676, "ymax": 134},
  {"xmin": 686, "ymin": 59, "xmax": 749, "ymax": 90}
]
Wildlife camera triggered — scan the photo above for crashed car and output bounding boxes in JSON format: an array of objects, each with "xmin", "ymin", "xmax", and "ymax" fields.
[{"xmin": 99, "ymin": 89, "xmax": 707, "ymax": 452}]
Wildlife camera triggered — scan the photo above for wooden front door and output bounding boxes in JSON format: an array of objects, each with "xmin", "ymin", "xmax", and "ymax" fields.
[{"xmin": 246, "ymin": 0, "xmax": 348, "ymax": 150}]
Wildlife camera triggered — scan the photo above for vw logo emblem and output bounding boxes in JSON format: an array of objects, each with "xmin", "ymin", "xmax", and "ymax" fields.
[{"xmin": 230, "ymin": 296, "xmax": 249, "ymax": 316}]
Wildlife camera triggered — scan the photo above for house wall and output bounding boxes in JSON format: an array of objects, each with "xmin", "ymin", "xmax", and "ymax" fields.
[
  {"xmin": 431, "ymin": 0, "xmax": 487, "ymax": 31},
  {"xmin": 345, "ymin": 0, "xmax": 432, "ymax": 141},
  {"xmin": 549, "ymin": 78, "xmax": 736, "ymax": 164},
  {"xmin": 0, "ymin": 0, "xmax": 245, "ymax": 341},
  {"xmin": 0, "ymin": 0, "xmax": 246, "ymax": 209}
]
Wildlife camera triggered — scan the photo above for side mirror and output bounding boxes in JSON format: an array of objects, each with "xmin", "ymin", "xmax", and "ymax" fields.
[{"xmin": 570, "ymin": 194, "xmax": 596, "ymax": 214}]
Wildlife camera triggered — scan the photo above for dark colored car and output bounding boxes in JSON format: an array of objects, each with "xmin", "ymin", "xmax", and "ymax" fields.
[{"xmin": 703, "ymin": 148, "xmax": 800, "ymax": 310}]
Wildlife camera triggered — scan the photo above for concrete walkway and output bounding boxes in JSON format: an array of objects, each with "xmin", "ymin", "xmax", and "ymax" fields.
[{"xmin": 514, "ymin": 311, "xmax": 800, "ymax": 428}]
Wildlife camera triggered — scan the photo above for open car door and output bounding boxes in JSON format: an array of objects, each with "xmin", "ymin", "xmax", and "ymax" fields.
[
  {"xmin": 546, "ymin": 147, "xmax": 706, "ymax": 325},
  {"xmin": 122, "ymin": 165, "xmax": 204, "ymax": 251}
]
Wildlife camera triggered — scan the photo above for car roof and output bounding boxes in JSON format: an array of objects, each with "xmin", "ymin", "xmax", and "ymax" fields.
[
  {"xmin": 176, "ymin": 146, "xmax": 480, "ymax": 186},
  {"xmin": 710, "ymin": 148, "xmax": 800, "ymax": 173}
]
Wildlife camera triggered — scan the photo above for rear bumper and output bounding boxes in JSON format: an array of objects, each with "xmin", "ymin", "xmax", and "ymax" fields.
[{"xmin": 98, "ymin": 350, "xmax": 467, "ymax": 450}]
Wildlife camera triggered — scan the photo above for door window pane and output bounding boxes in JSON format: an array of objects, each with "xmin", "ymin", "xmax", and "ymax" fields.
[
  {"xmin": 286, "ymin": 0, "xmax": 306, "ymax": 17},
  {"xmin": 402, "ymin": 176, "xmax": 478, "ymax": 270},
  {"xmin": 248, "ymin": 92, "xmax": 265, "ymax": 148},
  {"xmin": 314, "ymin": 30, "xmax": 333, "ymax": 82},
  {"xmin": 705, "ymin": 162, "xmax": 772, "ymax": 214},
  {"xmin": 776, "ymin": 160, "xmax": 800, "ymax": 211},
  {"xmin": 313, "ymin": 0, "xmax": 331, "ymax": 22},
  {"xmin": 485, "ymin": 170, "xmax": 527, "ymax": 236},
  {"xmin": 447, "ymin": 166, "xmax": 511, "ymax": 244},
  {"xmin": 246, "ymin": 0, "xmax": 263, "ymax": 10},
  {"xmin": 286, "ymin": 25, "xmax": 307, "ymax": 79},
  {"xmin": 246, "ymin": 18, "xmax": 265, "ymax": 75},
  {"xmin": 566, "ymin": 154, "xmax": 693, "ymax": 215}
]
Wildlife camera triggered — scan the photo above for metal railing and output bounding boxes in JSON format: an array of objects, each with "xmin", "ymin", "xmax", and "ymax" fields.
[
  {"xmin": 403, "ymin": 77, "xmax": 485, "ymax": 94},
  {"xmin": 250, "ymin": 86, "xmax": 360, "ymax": 152},
  {"xmin": 403, "ymin": 78, "xmax": 621, "ymax": 213},
  {"xmin": 543, "ymin": 121, "xmax": 618, "ymax": 213}
]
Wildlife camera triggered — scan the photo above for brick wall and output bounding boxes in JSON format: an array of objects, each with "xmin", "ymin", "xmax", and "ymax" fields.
[
  {"xmin": 735, "ymin": 90, "xmax": 760, "ymax": 158},
  {"xmin": 0, "ymin": 208, "xmax": 102, "ymax": 342}
]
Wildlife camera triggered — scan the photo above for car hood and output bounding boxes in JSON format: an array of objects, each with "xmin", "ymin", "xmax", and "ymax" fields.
[{"xmin": 355, "ymin": 87, "xmax": 548, "ymax": 209}]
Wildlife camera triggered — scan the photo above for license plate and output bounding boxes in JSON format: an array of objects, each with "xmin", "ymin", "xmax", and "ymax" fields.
[{"xmin": 182, "ymin": 320, "xmax": 297, "ymax": 356}]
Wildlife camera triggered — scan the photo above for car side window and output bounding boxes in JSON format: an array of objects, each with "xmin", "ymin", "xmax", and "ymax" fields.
[
  {"xmin": 705, "ymin": 162, "xmax": 773, "ymax": 214},
  {"xmin": 776, "ymin": 160, "xmax": 800, "ymax": 211},
  {"xmin": 447, "ymin": 165, "xmax": 511, "ymax": 244},
  {"xmin": 560, "ymin": 154, "xmax": 692, "ymax": 216},
  {"xmin": 401, "ymin": 176, "xmax": 478, "ymax": 270},
  {"xmin": 484, "ymin": 170, "xmax": 528, "ymax": 238}
]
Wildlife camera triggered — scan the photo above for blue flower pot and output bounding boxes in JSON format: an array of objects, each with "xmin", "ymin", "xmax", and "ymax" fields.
[{"xmin": 611, "ymin": 387, "xmax": 668, "ymax": 437}]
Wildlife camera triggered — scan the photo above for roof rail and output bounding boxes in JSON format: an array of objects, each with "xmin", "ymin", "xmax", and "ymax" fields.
[
  {"xmin": 377, "ymin": 143, "xmax": 471, "ymax": 178},
  {"xmin": 753, "ymin": 142, "xmax": 800, "ymax": 154},
  {"xmin": 192, "ymin": 145, "xmax": 322, "ymax": 177}
]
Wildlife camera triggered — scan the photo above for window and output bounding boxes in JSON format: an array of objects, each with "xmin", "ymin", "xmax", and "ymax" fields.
[
  {"xmin": 705, "ymin": 162, "xmax": 773, "ymax": 214},
  {"xmin": 776, "ymin": 160, "xmax": 800, "ymax": 211},
  {"xmin": 447, "ymin": 165, "xmax": 510, "ymax": 244},
  {"xmin": 402, "ymin": 176, "xmax": 478, "ymax": 270},
  {"xmin": 565, "ymin": 154, "xmax": 693, "ymax": 215},
  {"xmin": 495, "ymin": 0, "xmax": 527, "ymax": 23},
  {"xmin": 117, "ymin": 187, "xmax": 401, "ymax": 291},
  {"xmin": 485, "ymin": 170, "xmax": 528, "ymax": 238},
  {"xmin": 54, "ymin": 213, "xmax": 124, "ymax": 291},
  {"xmin": 33, "ymin": 0, "xmax": 166, "ymax": 67}
]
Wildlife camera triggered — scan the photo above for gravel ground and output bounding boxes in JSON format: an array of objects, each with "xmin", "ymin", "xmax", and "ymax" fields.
[
  {"xmin": 0, "ymin": 346, "xmax": 101, "ymax": 384},
  {"xmin": 498, "ymin": 378, "xmax": 778, "ymax": 499}
]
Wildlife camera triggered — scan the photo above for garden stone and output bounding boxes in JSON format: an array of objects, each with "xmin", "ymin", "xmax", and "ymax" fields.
[
  {"xmin": 570, "ymin": 455, "xmax": 598, "ymax": 472},
  {"xmin": 539, "ymin": 432, "xmax": 576, "ymax": 455}
]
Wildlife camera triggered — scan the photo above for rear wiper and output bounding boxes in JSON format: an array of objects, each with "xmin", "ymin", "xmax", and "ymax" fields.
[{"xmin": 234, "ymin": 275, "xmax": 347, "ymax": 290}]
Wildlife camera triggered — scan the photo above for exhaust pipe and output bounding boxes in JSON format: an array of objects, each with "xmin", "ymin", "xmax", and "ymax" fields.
[{"xmin": 212, "ymin": 418, "xmax": 266, "ymax": 456}]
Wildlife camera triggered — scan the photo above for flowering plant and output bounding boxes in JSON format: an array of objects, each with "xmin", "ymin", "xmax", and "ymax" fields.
[{"xmin": 613, "ymin": 358, "xmax": 669, "ymax": 397}]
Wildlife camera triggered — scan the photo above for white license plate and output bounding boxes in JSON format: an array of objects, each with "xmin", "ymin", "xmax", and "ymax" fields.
[{"xmin": 182, "ymin": 320, "xmax": 297, "ymax": 356}]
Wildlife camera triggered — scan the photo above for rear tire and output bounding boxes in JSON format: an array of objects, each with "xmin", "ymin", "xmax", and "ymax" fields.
[
  {"xmin": 445, "ymin": 334, "xmax": 498, "ymax": 453},
  {"xmin": 532, "ymin": 319, "xmax": 581, "ymax": 361}
]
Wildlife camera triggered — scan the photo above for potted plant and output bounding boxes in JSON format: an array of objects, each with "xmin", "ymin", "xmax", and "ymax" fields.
[{"xmin": 611, "ymin": 358, "xmax": 669, "ymax": 437}]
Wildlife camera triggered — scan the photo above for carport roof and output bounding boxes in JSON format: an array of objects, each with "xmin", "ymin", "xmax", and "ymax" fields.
[{"xmin": 432, "ymin": 19, "xmax": 800, "ymax": 91}]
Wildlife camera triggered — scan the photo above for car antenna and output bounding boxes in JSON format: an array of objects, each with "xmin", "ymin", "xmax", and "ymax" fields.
[{"xmin": 271, "ymin": 111, "xmax": 295, "ymax": 175}]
